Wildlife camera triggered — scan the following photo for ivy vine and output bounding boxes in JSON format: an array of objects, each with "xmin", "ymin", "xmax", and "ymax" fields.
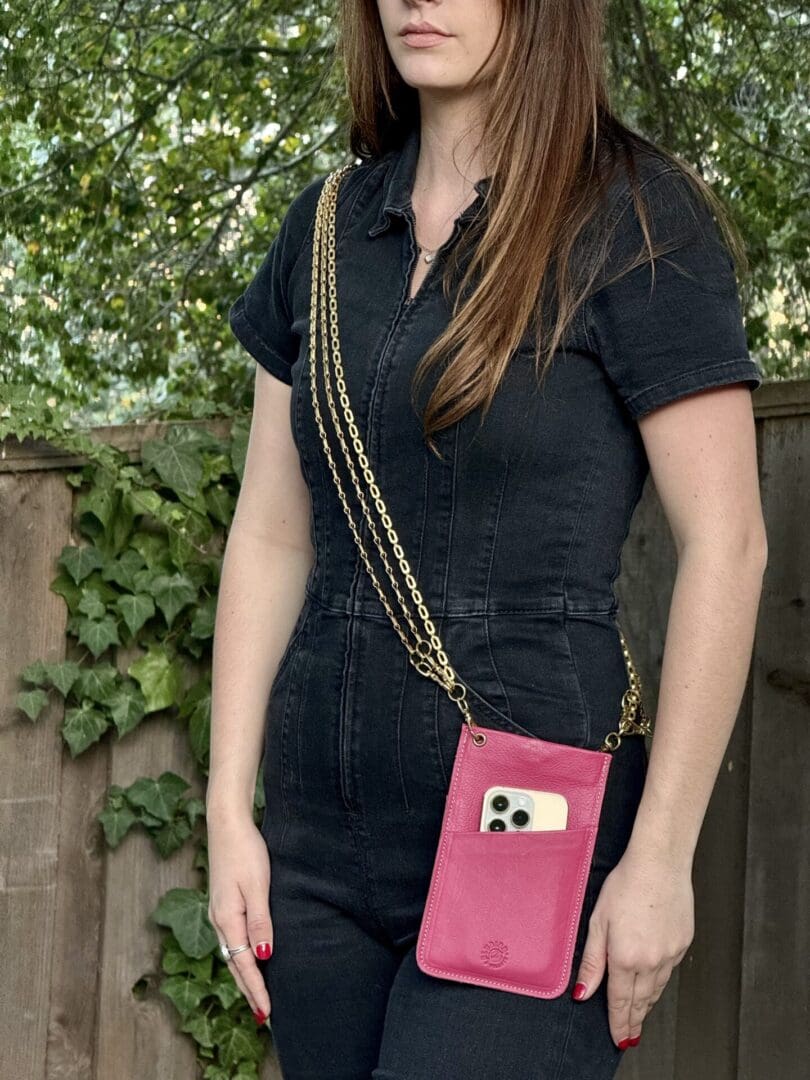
[{"xmin": 4, "ymin": 388, "xmax": 273, "ymax": 1079}]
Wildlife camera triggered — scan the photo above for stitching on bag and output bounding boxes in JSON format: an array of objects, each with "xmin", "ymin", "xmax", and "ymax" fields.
[{"xmin": 417, "ymin": 732, "xmax": 611, "ymax": 996}]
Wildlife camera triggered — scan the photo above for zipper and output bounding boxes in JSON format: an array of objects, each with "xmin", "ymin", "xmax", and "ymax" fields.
[{"xmin": 337, "ymin": 212, "xmax": 463, "ymax": 811}]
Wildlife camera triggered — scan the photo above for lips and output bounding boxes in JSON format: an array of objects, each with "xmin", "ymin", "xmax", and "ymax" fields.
[{"xmin": 399, "ymin": 23, "xmax": 450, "ymax": 37}]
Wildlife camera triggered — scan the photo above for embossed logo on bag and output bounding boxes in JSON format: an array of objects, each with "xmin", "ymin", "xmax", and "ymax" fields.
[{"xmin": 480, "ymin": 939, "xmax": 509, "ymax": 967}]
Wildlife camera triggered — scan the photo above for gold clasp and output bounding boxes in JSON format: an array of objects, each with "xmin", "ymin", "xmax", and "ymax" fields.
[{"xmin": 446, "ymin": 678, "xmax": 487, "ymax": 745}]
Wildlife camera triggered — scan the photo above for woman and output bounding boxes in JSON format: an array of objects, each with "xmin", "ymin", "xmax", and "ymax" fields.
[{"xmin": 206, "ymin": 2, "xmax": 767, "ymax": 1077}]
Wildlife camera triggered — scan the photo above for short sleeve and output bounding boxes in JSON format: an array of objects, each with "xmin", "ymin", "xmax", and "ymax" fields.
[
  {"xmin": 228, "ymin": 209, "xmax": 299, "ymax": 385},
  {"xmin": 584, "ymin": 166, "xmax": 764, "ymax": 420}
]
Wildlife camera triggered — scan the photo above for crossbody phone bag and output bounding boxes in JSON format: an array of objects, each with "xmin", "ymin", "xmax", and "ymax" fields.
[{"xmin": 306, "ymin": 164, "xmax": 654, "ymax": 998}]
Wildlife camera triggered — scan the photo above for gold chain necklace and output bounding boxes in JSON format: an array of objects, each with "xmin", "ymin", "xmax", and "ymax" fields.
[
  {"xmin": 307, "ymin": 163, "xmax": 653, "ymax": 753},
  {"xmin": 413, "ymin": 175, "xmax": 484, "ymax": 263}
]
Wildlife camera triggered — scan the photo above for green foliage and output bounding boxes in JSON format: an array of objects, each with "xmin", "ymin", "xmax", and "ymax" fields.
[
  {"xmin": 0, "ymin": 1, "xmax": 807, "ymax": 424},
  {"xmin": 606, "ymin": 0, "xmax": 808, "ymax": 377},
  {"xmin": 10, "ymin": 401, "xmax": 271, "ymax": 1077},
  {"xmin": 0, "ymin": 1, "xmax": 340, "ymax": 420}
]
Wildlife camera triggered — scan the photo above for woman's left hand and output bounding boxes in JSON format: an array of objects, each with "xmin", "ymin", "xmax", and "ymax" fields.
[{"xmin": 571, "ymin": 845, "xmax": 695, "ymax": 1050}]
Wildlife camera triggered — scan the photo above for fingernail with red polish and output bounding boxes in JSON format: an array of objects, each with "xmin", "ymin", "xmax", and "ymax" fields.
[
  {"xmin": 618, "ymin": 1037, "xmax": 632, "ymax": 1050},
  {"xmin": 256, "ymin": 941, "xmax": 272, "ymax": 960},
  {"xmin": 572, "ymin": 982, "xmax": 587, "ymax": 1000},
  {"xmin": 253, "ymin": 1008, "xmax": 268, "ymax": 1024},
  {"xmin": 628, "ymin": 1035, "xmax": 641, "ymax": 1047}
]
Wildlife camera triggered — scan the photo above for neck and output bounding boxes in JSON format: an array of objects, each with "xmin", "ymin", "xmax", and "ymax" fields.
[{"xmin": 413, "ymin": 97, "xmax": 491, "ymax": 203}]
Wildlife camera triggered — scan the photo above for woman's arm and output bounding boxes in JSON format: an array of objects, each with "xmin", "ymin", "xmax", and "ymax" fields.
[
  {"xmin": 205, "ymin": 364, "xmax": 314, "ymax": 1024},
  {"xmin": 627, "ymin": 382, "xmax": 767, "ymax": 864},
  {"xmin": 573, "ymin": 381, "xmax": 767, "ymax": 1049},
  {"xmin": 206, "ymin": 365, "xmax": 314, "ymax": 820}
]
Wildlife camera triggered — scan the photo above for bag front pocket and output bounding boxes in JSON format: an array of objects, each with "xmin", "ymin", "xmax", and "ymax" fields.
[{"xmin": 416, "ymin": 825, "xmax": 596, "ymax": 998}]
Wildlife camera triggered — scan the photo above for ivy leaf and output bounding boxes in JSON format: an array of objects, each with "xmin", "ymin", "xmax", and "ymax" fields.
[
  {"xmin": 76, "ymin": 483, "xmax": 115, "ymax": 533},
  {"xmin": 62, "ymin": 701, "xmax": 109, "ymax": 756},
  {"xmin": 142, "ymin": 438, "xmax": 204, "ymax": 499},
  {"xmin": 149, "ymin": 572, "xmax": 197, "ymax": 629},
  {"xmin": 98, "ymin": 787, "xmax": 138, "ymax": 847},
  {"xmin": 76, "ymin": 614, "xmax": 120, "ymax": 658},
  {"xmin": 229, "ymin": 418, "xmax": 250, "ymax": 486},
  {"xmin": 135, "ymin": 807, "xmax": 165, "ymax": 829},
  {"xmin": 159, "ymin": 974, "xmax": 207, "ymax": 1020},
  {"xmin": 183, "ymin": 796, "xmax": 207, "ymax": 829},
  {"xmin": 187, "ymin": 689, "xmax": 211, "ymax": 766},
  {"xmin": 58, "ymin": 544, "xmax": 104, "ymax": 585},
  {"xmin": 109, "ymin": 494, "xmax": 136, "ymax": 556},
  {"xmin": 203, "ymin": 1066, "xmax": 230, "ymax": 1080},
  {"xmin": 51, "ymin": 572, "xmax": 83, "ymax": 613},
  {"xmin": 233, "ymin": 1064, "xmax": 260, "ymax": 1080},
  {"xmin": 151, "ymin": 887, "xmax": 218, "ymax": 959},
  {"xmin": 130, "ymin": 531, "xmax": 172, "ymax": 570},
  {"xmin": 102, "ymin": 548, "xmax": 146, "ymax": 592},
  {"xmin": 108, "ymin": 682, "xmax": 147, "ymax": 737},
  {"xmin": 204, "ymin": 482, "xmax": 235, "ymax": 527},
  {"xmin": 181, "ymin": 1010, "xmax": 216, "ymax": 1050},
  {"xmin": 211, "ymin": 1014, "xmax": 264, "ymax": 1068},
  {"xmin": 20, "ymin": 659, "xmax": 49, "ymax": 686},
  {"xmin": 44, "ymin": 661, "xmax": 82, "ymax": 697},
  {"xmin": 79, "ymin": 571, "xmax": 120, "ymax": 605},
  {"xmin": 116, "ymin": 592, "xmax": 156, "ymax": 637},
  {"xmin": 190, "ymin": 594, "xmax": 216, "ymax": 639},
  {"xmin": 168, "ymin": 424, "xmax": 222, "ymax": 452},
  {"xmin": 185, "ymin": 558, "xmax": 218, "ymax": 593},
  {"xmin": 166, "ymin": 506, "xmax": 214, "ymax": 567},
  {"xmin": 78, "ymin": 588, "xmax": 107, "ymax": 619},
  {"xmin": 202, "ymin": 450, "xmax": 233, "ymax": 487},
  {"xmin": 128, "ymin": 646, "xmax": 183, "ymax": 712},
  {"xmin": 73, "ymin": 663, "xmax": 119, "ymax": 705},
  {"xmin": 162, "ymin": 935, "xmax": 213, "ymax": 980},
  {"xmin": 16, "ymin": 688, "xmax": 49, "ymax": 720},
  {"xmin": 153, "ymin": 814, "xmax": 193, "ymax": 858},
  {"xmin": 175, "ymin": 487, "xmax": 210, "ymax": 517},
  {"xmin": 124, "ymin": 487, "xmax": 166, "ymax": 519},
  {"xmin": 210, "ymin": 966, "xmax": 243, "ymax": 1010},
  {"xmin": 126, "ymin": 771, "xmax": 190, "ymax": 823}
]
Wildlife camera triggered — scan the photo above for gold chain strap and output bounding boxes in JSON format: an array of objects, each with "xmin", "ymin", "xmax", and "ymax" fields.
[{"xmin": 307, "ymin": 163, "xmax": 653, "ymax": 753}]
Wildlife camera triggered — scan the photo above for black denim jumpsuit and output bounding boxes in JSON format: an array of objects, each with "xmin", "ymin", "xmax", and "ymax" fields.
[{"xmin": 228, "ymin": 126, "xmax": 763, "ymax": 1080}]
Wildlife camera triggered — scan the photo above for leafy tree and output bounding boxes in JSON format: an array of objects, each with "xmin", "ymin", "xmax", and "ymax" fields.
[
  {"xmin": 0, "ymin": 1, "xmax": 807, "ymax": 411},
  {"xmin": 607, "ymin": 0, "xmax": 809, "ymax": 378},
  {"xmin": 1, "ymin": 0, "xmax": 342, "ymax": 419}
]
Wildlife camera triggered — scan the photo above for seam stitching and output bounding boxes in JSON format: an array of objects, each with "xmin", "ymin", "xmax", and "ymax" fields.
[
  {"xmin": 483, "ymin": 460, "xmax": 513, "ymax": 722},
  {"xmin": 623, "ymin": 357, "xmax": 761, "ymax": 409}
]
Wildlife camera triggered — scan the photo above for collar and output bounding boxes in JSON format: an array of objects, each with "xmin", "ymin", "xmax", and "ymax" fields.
[{"xmin": 367, "ymin": 125, "xmax": 491, "ymax": 238}]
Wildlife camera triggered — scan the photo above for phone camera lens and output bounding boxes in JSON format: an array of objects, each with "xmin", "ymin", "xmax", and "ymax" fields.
[
  {"xmin": 511, "ymin": 808, "xmax": 530, "ymax": 828},
  {"xmin": 491, "ymin": 794, "xmax": 509, "ymax": 812},
  {"xmin": 488, "ymin": 819, "xmax": 506, "ymax": 831}
]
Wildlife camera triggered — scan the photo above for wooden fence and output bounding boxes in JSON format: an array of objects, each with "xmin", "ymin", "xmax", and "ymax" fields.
[{"xmin": 1, "ymin": 380, "xmax": 808, "ymax": 1079}]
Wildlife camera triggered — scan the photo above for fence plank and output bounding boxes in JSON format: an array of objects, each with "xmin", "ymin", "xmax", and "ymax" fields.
[
  {"xmin": 2, "ymin": 383, "xmax": 808, "ymax": 1078},
  {"xmin": 0, "ymin": 471, "xmax": 78, "ymax": 1077},
  {"xmin": 94, "ymin": 711, "xmax": 201, "ymax": 1080},
  {"xmin": 739, "ymin": 415, "xmax": 810, "ymax": 1079},
  {"xmin": 616, "ymin": 476, "xmax": 680, "ymax": 1079}
]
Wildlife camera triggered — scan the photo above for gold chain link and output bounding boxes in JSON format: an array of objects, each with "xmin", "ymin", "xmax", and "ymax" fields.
[{"xmin": 307, "ymin": 164, "xmax": 653, "ymax": 753}]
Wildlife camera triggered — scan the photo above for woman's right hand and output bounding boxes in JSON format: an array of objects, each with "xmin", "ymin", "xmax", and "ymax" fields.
[{"xmin": 206, "ymin": 808, "xmax": 274, "ymax": 1025}]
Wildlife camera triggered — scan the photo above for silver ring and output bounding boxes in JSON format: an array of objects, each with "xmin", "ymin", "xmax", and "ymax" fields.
[{"xmin": 219, "ymin": 941, "xmax": 251, "ymax": 963}]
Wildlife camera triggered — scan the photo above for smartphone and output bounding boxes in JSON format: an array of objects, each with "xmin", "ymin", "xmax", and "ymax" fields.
[{"xmin": 480, "ymin": 785, "xmax": 569, "ymax": 832}]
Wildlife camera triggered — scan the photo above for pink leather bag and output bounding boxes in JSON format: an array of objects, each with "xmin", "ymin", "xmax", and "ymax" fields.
[
  {"xmin": 308, "ymin": 163, "xmax": 653, "ymax": 1000},
  {"xmin": 415, "ymin": 722, "xmax": 611, "ymax": 998}
]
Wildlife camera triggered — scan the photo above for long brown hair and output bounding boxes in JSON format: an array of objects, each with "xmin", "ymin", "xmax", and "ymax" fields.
[{"xmin": 335, "ymin": 0, "xmax": 747, "ymax": 452}]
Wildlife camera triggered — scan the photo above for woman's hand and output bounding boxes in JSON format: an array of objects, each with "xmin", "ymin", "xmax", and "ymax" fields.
[
  {"xmin": 572, "ymin": 845, "xmax": 695, "ymax": 1050},
  {"xmin": 207, "ymin": 808, "xmax": 274, "ymax": 1026}
]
